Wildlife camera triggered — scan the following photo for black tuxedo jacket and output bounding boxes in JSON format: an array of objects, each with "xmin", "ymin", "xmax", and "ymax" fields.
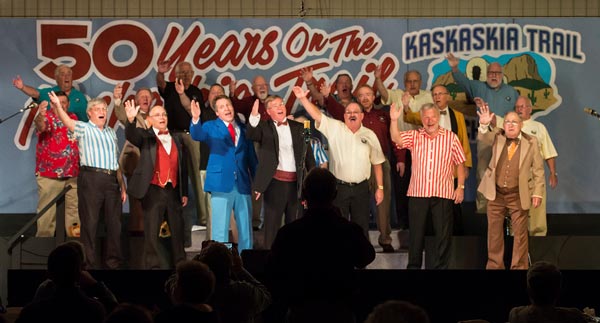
[
  {"xmin": 124, "ymin": 120, "xmax": 188, "ymax": 200},
  {"xmin": 246, "ymin": 119, "xmax": 316, "ymax": 193}
]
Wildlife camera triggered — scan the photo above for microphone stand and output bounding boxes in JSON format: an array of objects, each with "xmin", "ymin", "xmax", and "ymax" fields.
[
  {"xmin": 0, "ymin": 103, "xmax": 37, "ymax": 125},
  {"xmin": 297, "ymin": 125, "xmax": 311, "ymax": 204}
]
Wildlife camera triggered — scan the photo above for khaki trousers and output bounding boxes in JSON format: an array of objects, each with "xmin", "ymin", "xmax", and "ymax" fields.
[{"xmin": 36, "ymin": 176, "xmax": 79, "ymax": 237}]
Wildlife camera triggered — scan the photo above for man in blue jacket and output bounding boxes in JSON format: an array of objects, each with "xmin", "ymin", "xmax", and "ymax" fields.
[{"xmin": 190, "ymin": 95, "xmax": 257, "ymax": 251}]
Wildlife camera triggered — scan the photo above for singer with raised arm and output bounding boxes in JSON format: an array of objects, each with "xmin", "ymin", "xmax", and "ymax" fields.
[
  {"xmin": 49, "ymin": 91, "xmax": 125, "ymax": 269},
  {"xmin": 477, "ymin": 104, "xmax": 545, "ymax": 270},
  {"xmin": 389, "ymin": 102, "xmax": 466, "ymax": 269},
  {"xmin": 189, "ymin": 95, "xmax": 257, "ymax": 252},
  {"xmin": 246, "ymin": 96, "xmax": 315, "ymax": 249},
  {"xmin": 293, "ymin": 86, "xmax": 385, "ymax": 239}
]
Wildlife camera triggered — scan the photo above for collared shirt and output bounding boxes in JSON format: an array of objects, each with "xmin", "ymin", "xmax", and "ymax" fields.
[
  {"xmin": 438, "ymin": 107, "xmax": 452, "ymax": 131},
  {"xmin": 521, "ymin": 119, "xmax": 558, "ymax": 160},
  {"xmin": 249, "ymin": 114, "xmax": 296, "ymax": 172},
  {"xmin": 38, "ymin": 86, "xmax": 89, "ymax": 122},
  {"xmin": 399, "ymin": 127, "xmax": 466, "ymax": 199},
  {"xmin": 221, "ymin": 120, "xmax": 240, "ymax": 146},
  {"xmin": 452, "ymin": 70, "xmax": 519, "ymax": 116},
  {"xmin": 159, "ymin": 82, "xmax": 204, "ymax": 131},
  {"xmin": 35, "ymin": 110, "xmax": 80, "ymax": 178},
  {"xmin": 74, "ymin": 121, "xmax": 119, "ymax": 171},
  {"xmin": 317, "ymin": 115, "xmax": 385, "ymax": 183},
  {"xmin": 153, "ymin": 127, "xmax": 172, "ymax": 154},
  {"xmin": 382, "ymin": 89, "xmax": 433, "ymax": 131}
]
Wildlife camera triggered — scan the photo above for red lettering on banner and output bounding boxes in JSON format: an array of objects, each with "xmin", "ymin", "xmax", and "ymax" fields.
[
  {"xmin": 157, "ymin": 24, "xmax": 203, "ymax": 80},
  {"xmin": 92, "ymin": 24, "xmax": 154, "ymax": 80},
  {"xmin": 36, "ymin": 22, "xmax": 92, "ymax": 80},
  {"xmin": 329, "ymin": 30, "xmax": 379, "ymax": 63}
]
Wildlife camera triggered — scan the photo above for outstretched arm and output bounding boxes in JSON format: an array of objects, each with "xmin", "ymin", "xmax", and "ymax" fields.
[
  {"xmin": 13, "ymin": 75, "xmax": 41, "ymax": 99},
  {"xmin": 292, "ymin": 86, "xmax": 322, "ymax": 124},
  {"xmin": 49, "ymin": 91, "xmax": 76, "ymax": 132}
]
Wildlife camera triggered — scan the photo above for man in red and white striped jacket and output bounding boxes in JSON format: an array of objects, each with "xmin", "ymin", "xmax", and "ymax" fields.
[{"xmin": 390, "ymin": 102, "xmax": 466, "ymax": 269}]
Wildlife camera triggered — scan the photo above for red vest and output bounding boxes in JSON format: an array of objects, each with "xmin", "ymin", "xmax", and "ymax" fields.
[{"xmin": 151, "ymin": 138, "xmax": 179, "ymax": 188}]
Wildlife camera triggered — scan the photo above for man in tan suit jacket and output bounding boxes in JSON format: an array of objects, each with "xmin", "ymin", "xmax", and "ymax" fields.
[{"xmin": 477, "ymin": 104, "xmax": 545, "ymax": 270}]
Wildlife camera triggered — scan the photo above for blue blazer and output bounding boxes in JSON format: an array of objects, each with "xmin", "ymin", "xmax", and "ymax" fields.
[{"xmin": 190, "ymin": 118, "xmax": 257, "ymax": 194}]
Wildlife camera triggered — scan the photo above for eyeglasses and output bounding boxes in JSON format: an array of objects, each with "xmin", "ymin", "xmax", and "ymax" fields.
[
  {"xmin": 433, "ymin": 92, "xmax": 449, "ymax": 97},
  {"xmin": 344, "ymin": 111, "xmax": 362, "ymax": 115},
  {"xmin": 151, "ymin": 113, "xmax": 168, "ymax": 118},
  {"xmin": 487, "ymin": 71, "xmax": 503, "ymax": 76},
  {"xmin": 91, "ymin": 107, "xmax": 107, "ymax": 112},
  {"xmin": 504, "ymin": 120, "xmax": 520, "ymax": 125}
]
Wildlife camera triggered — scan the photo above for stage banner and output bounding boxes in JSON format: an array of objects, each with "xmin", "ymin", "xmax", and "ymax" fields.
[{"xmin": 0, "ymin": 18, "xmax": 597, "ymax": 213}]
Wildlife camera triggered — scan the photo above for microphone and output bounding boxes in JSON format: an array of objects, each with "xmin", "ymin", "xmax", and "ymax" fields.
[
  {"xmin": 20, "ymin": 102, "xmax": 38, "ymax": 113},
  {"xmin": 584, "ymin": 107, "xmax": 600, "ymax": 119},
  {"xmin": 303, "ymin": 120, "xmax": 311, "ymax": 143}
]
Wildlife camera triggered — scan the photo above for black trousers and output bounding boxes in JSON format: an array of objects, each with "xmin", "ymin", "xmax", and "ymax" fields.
[
  {"xmin": 263, "ymin": 179, "xmax": 300, "ymax": 249},
  {"xmin": 142, "ymin": 183, "xmax": 186, "ymax": 269},
  {"xmin": 334, "ymin": 180, "xmax": 370, "ymax": 238},
  {"xmin": 78, "ymin": 170, "xmax": 122, "ymax": 269},
  {"xmin": 407, "ymin": 197, "xmax": 453, "ymax": 269}
]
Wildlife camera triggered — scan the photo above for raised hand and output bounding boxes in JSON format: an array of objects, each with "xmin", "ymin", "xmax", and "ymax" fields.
[
  {"xmin": 319, "ymin": 82, "xmax": 331, "ymax": 97},
  {"xmin": 124, "ymin": 99, "xmax": 139, "ymax": 122},
  {"xmin": 229, "ymin": 80, "xmax": 237, "ymax": 96},
  {"xmin": 446, "ymin": 53, "xmax": 459, "ymax": 69},
  {"xmin": 390, "ymin": 102, "xmax": 402, "ymax": 121},
  {"xmin": 300, "ymin": 67, "xmax": 314, "ymax": 83},
  {"xmin": 48, "ymin": 91, "xmax": 61, "ymax": 111},
  {"xmin": 191, "ymin": 99, "xmax": 201, "ymax": 121},
  {"xmin": 113, "ymin": 83, "xmax": 123, "ymax": 100},
  {"xmin": 292, "ymin": 86, "xmax": 309, "ymax": 99},
  {"xmin": 473, "ymin": 97, "xmax": 486, "ymax": 108},
  {"xmin": 477, "ymin": 103, "xmax": 495, "ymax": 125},
  {"xmin": 401, "ymin": 91, "xmax": 411, "ymax": 110},
  {"xmin": 250, "ymin": 99, "xmax": 260, "ymax": 116},
  {"xmin": 175, "ymin": 78, "xmax": 185, "ymax": 94},
  {"xmin": 157, "ymin": 60, "xmax": 172, "ymax": 73},
  {"xmin": 12, "ymin": 75, "xmax": 24, "ymax": 90},
  {"xmin": 38, "ymin": 101, "xmax": 49, "ymax": 117},
  {"xmin": 374, "ymin": 65, "xmax": 382, "ymax": 79}
]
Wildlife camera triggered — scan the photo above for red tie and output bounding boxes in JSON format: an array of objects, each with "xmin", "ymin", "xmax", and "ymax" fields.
[
  {"xmin": 227, "ymin": 123, "xmax": 236, "ymax": 145},
  {"xmin": 158, "ymin": 130, "xmax": 169, "ymax": 135},
  {"xmin": 276, "ymin": 120, "xmax": 288, "ymax": 126}
]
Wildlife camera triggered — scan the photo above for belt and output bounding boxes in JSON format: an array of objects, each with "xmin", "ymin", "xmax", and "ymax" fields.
[
  {"xmin": 336, "ymin": 179, "xmax": 367, "ymax": 186},
  {"xmin": 80, "ymin": 166, "xmax": 117, "ymax": 176}
]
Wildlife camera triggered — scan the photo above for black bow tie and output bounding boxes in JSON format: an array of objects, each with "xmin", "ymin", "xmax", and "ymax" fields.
[
  {"xmin": 439, "ymin": 110, "xmax": 447, "ymax": 115},
  {"xmin": 276, "ymin": 121, "xmax": 288, "ymax": 126}
]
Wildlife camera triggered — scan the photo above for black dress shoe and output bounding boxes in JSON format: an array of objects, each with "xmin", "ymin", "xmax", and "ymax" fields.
[{"xmin": 379, "ymin": 242, "xmax": 395, "ymax": 253}]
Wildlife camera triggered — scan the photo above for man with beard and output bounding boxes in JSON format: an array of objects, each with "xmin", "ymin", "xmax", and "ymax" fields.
[
  {"xmin": 390, "ymin": 103, "xmax": 466, "ymax": 269},
  {"xmin": 375, "ymin": 68, "xmax": 434, "ymax": 231},
  {"xmin": 446, "ymin": 53, "xmax": 520, "ymax": 213},
  {"xmin": 157, "ymin": 60, "xmax": 205, "ymax": 245},
  {"xmin": 113, "ymin": 85, "xmax": 153, "ymax": 234},
  {"xmin": 50, "ymin": 92, "xmax": 125, "ymax": 269},
  {"xmin": 14, "ymin": 64, "xmax": 89, "ymax": 121},
  {"xmin": 293, "ymin": 86, "xmax": 385, "ymax": 239}
]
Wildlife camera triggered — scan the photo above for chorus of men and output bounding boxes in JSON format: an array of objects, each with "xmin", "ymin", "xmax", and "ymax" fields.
[{"xmin": 16, "ymin": 51, "xmax": 557, "ymax": 270}]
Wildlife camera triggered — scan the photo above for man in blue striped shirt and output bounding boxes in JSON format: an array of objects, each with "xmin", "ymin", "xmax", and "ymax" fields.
[{"xmin": 50, "ymin": 91, "xmax": 125, "ymax": 269}]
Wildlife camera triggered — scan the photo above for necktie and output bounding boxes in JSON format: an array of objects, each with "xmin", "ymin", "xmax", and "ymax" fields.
[
  {"xmin": 507, "ymin": 140, "xmax": 518, "ymax": 161},
  {"xmin": 158, "ymin": 130, "xmax": 169, "ymax": 135},
  {"xmin": 439, "ymin": 110, "xmax": 447, "ymax": 115},
  {"xmin": 227, "ymin": 123, "xmax": 236, "ymax": 145},
  {"xmin": 276, "ymin": 120, "xmax": 288, "ymax": 126}
]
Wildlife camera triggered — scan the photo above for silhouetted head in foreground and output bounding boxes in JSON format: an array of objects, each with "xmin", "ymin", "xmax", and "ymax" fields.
[{"xmin": 302, "ymin": 168, "xmax": 337, "ymax": 208}]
